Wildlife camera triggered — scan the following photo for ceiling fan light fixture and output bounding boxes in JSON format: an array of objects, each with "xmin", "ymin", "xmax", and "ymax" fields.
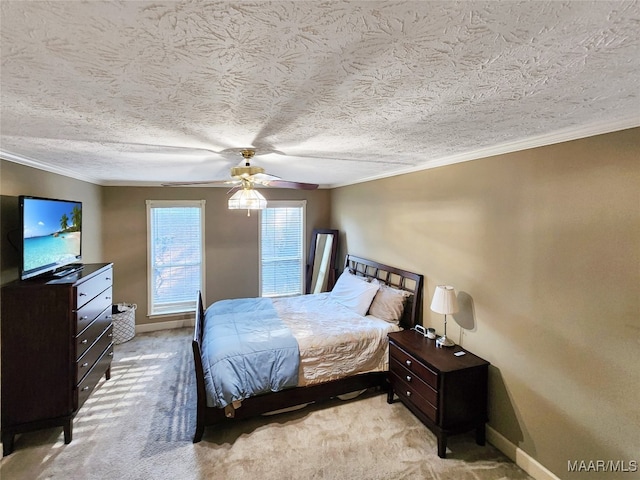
[{"xmin": 228, "ymin": 187, "xmax": 267, "ymax": 213}]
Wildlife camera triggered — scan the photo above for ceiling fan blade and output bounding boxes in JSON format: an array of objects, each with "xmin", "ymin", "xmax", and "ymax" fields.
[
  {"xmin": 162, "ymin": 179, "xmax": 239, "ymax": 187},
  {"xmin": 261, "ymin": 179, "xmax": 319, "ymax": 190},
  {"xmin": 251, "ymin": 172, "xmax": 281, "ymax": 182}
]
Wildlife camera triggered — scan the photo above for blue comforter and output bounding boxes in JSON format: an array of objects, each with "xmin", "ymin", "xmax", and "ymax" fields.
[{"xmin": 200, "ymin": 297, "xmax": 300, "ymax": 408}]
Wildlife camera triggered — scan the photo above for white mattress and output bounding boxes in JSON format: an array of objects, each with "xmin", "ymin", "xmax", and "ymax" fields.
[{"xmin": 272, "ymin": 293, "xmax": 401, "ymax": 386}]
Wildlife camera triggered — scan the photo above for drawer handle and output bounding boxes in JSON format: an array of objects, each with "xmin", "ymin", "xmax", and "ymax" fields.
[
  {"xmin": 109, "ymin": 351, "xmax": 114, "ymax": 356},
  {"xmin": 106, "ymin": 315, "xmax": 113, "ymax": 319},
  {"xmin": 81, "ymin": 315, "xmax": 88, "ymax": 320},
  {"xmin": 106, "ymin": 296, "xmax": 112, "ymax": 300},
  {"xmin": 81, "ymin": 339, "xmax": 88, "ymax": 344},
  {"xmin": 81, "ymin": 386, "xmax": 90, "ymax": 391},
  {"xmin": 405, "ymin": 360, "xmax": 412, "ymax": 367},
  {"xmin": 79, "ymin": 292, "xmax": 87, "ymax": 297},
  {"xmin": 406, "ymin": 391, "xmax": 411, "ymax": 397},
  {"xmin": 406, "ymin": 375, "xmax": 412, "ymax": 382},
  {"xmin": 108, "ymin": 333, "xmax": 113, "ymax": 337},
  {"xmin": 81, "ymin": 362, "xmax": 89, "ymax": 368},
  {"xmin": 105, "ymin": 277, "xmax": 111, "ymax": 280}
]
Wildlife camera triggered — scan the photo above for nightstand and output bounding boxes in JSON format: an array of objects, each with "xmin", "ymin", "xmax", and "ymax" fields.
[{"xmin": 387, "ymin": 329, "xmax": 489, "ymax": 458}]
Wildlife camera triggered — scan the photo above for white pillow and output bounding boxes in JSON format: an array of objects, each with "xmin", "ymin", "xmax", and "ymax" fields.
[
  {"xmin": 330, "ymin": 271, "xmax": 380, "ymax": 316},
  {"xmin": 368, "ymin": 279, "xmax": 411, "ymax": 324}
]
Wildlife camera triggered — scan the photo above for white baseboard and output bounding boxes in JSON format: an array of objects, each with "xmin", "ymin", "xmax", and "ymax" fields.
[
  {"xmin": 135, "ymin": 318, "xmax": 195, "ymax": 333},
  {"xmin": 487, "ymin": 426, "xmax": 561, "ymax": 480}
]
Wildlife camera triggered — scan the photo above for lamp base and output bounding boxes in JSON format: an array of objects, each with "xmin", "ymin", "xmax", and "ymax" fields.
[{"xmin": 436, "ymin": 335, "xmax": 455, "ymax": 348}]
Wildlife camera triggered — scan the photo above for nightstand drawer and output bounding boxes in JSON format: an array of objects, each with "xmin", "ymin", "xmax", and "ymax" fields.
[
  {"xmin": 390, "ymin": 343, "xmax": 438, "ymax": 390},
  {"xmin": 390, "ymin": 372, "xmax": 438, "ymax": 423},
  {"xmin": 387, "ymin": 330, "xmax": 490, "ymax": 459},
  {"xmin": 390, "ymin": 357, "xmax": 438, "ymax": 406}
]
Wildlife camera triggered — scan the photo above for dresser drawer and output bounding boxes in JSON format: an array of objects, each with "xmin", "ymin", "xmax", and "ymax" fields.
[
  {"xmin": 76, "ymin": 268, "xmax": 113, "ymax": 309},
  {"xmin": 390, "ymin": 372, "xmax": 438, "ymax": 423},
  {"xmin": 76, "ymin": 287, "xmax": 112, "ymax": 333},
  {"xmin": 76, "ymin": 307, "xmax": 112, "ymax": 360},
  {"xmin": 390, "ymin": 357, "xmax": 438, "ymax": 406},
  {"xmin": 76, "ymin": 343, "xmax": 113, "ymax": 409},
  {"xmin": 390, "ymin": 343, "xmax": 438, "ymax": 390},
  {"xmin": 76, "ymin": 324, "xmax": 113, "ymax": 384}
]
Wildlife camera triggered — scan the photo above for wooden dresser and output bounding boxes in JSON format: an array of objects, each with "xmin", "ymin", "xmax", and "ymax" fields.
[
  {"xmin": 1, "ymin": 263, "xmax": 114, "ymax": 455},
  {"xmin": 387, "ymin": 329, "xmax": 489, "ymax": 458}
]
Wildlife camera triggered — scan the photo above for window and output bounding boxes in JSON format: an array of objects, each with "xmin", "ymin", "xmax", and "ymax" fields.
[
  {"xmin": 146, "ymin": 200, "xmax": 205, "ymax": 316},
  {"xmin": 260, "ymin": 200, "xmax": 306, "ymax": 297}
]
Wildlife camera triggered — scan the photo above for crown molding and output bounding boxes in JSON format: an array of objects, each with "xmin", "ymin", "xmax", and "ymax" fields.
[
  {"xmin": 330, "ymin": 116, "xmax": 640, "ymax": 188},
  {"xmin": 0, "ymin": 149, "xmax": 105, "ymax": 185}
]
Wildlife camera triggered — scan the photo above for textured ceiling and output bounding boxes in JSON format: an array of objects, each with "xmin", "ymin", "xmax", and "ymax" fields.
[{"xmin": 1, "ymin": 1, "xmax": 639, "ymax": 188}]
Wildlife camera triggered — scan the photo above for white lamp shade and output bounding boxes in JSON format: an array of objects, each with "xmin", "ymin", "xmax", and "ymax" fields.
[
  {"xmin": 228, "ymin": 188, "xmax": 267, "ymax": 210},
  {"xmin": 430, "ymin": 285, "xmax": 459, "ymax": 314}
]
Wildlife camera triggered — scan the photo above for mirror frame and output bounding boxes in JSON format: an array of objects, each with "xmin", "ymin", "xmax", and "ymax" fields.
[{"xmin": 305, "ymin": 228, "xmax": 339, "ymax": 294}]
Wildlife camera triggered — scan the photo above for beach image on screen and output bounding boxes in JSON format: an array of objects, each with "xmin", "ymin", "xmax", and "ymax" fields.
[{"xmin": 23, "ymin": 199, "xmax": 81, "ymax": 272}]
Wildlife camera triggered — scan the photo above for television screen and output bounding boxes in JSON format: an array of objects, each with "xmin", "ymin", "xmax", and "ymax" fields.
[{"xmin": 20, "ymin": 196, "xmax": 82, "ymax": 280}]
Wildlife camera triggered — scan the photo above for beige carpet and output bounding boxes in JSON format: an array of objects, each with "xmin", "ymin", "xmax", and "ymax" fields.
[{"xmin": 1, "ymin": 328, "xmax": 532, "ymax": 480}]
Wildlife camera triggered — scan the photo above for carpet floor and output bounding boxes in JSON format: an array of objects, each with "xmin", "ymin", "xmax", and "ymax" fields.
[{"xmin": 1, "ymin": 328, "xmax": 532, "ymax": 480}]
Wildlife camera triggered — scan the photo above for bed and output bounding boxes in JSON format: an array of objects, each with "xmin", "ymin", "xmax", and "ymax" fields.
[{"xmin": 191, "ymin": 254, "xmax": 424, "ymax": 442}]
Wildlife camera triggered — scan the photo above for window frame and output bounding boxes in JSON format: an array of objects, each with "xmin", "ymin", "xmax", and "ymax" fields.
[
  {"xmin": 146, "ymin": 199, "xmax": 206, "ymax": 317},
  {"xmin": 259, "ymin": 200, "xmax": 307, "ymax": 298}
]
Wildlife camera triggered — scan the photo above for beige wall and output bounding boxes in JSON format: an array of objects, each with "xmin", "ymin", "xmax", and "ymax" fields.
[
  {"xmin": 0, "ymin": 161, "xmax": 104, "ymax": 284},
  {"xmin": 102, "ymin": 186, "xmax": 331, "ymax": 324},
  {"xmin": 330, "ymin": 127, "xmax": 639, "ymax": 479}
]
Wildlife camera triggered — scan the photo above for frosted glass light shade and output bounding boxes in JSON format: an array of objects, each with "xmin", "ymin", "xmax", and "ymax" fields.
[
  {"xmin": 430, "ymin": 285, "xmax": 459, "ymax": 314},
  {"xmin": 228, "ymin": 188, "xmax": 267, "ymax": 210}
]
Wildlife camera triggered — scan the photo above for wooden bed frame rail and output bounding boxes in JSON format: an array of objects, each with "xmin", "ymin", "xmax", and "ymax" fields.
[{"xmin": 191, "ymin": 254, "xmax": 424, "ymax": 442}]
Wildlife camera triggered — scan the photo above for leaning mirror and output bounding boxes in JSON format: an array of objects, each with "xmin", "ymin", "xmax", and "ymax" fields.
[{"xmin": 306, "ymin": 229, "xmax": 339, "ymax": 294}]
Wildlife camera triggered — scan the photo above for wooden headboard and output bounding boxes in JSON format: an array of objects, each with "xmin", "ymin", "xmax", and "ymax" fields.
[{"xmin": 343, "ymin": 254, "xmax": 424, "ymax": 329}]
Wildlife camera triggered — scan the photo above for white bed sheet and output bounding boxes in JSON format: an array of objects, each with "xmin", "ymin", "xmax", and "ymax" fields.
[{"xmin": 272, "ymin": 292, "xmax": 401, "ymax": 386}]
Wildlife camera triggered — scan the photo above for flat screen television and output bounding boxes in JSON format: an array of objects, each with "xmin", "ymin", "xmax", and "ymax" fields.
[{"xmin": 19, "ymin": 195, "xmax": 83, "ymax": 280}]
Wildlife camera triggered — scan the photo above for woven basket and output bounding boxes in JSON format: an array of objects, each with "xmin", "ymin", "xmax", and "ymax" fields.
[{"xmin": 112, "ymin": 304, "xmax": 136, "ymax": 344}]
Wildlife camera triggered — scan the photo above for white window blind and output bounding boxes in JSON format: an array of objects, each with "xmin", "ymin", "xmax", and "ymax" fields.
[
  {"xmin": 146, "ymin": 200, "xmax": 205, "ymax": 315},
  {"xmin": 260, "ymin": 201, "xmax": 306, "ymax": 297}
]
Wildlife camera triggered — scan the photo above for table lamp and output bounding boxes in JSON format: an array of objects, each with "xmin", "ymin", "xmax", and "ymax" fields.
[{"xmin": 430, "ymin": 285, "xmax": 458, "ymax": 347}]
